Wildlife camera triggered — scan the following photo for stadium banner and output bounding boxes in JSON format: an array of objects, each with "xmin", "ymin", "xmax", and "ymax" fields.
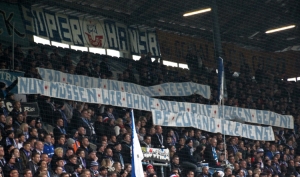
[
  {"xmin": 20, "ymin": 5, "xmax": 160, "ymax": 56},
  {"xmin": 152, "ymin": 110, "xmax": 275, "ymax": 141},
  {"xmin": 37, "ymin": 67, "xmax": 211, "ymax": 99},
  {"xmin": 141, "ymin": 147, "xmax": 170, "ymax": 162},
  {"xmin": 0, "ymin": 2, "xmax": 28, "ymax": 46},
  {"xmin": 0, "ymin": 70, "xmax": 24, "ymax": 93},
  {"xmin": 17, "ymin": 77, "xmax": 294, "ymax": 129},
  {"xmin": 156, "ymin": 30, "xmax": 298, "ymax": 78},
  {"xmin": 3, "ymin": 101, "xmax": 40, "ymax": 117}
]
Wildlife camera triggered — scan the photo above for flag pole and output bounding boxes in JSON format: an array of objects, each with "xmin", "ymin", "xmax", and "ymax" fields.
[{"xmin": 12, "ymin": 22, "xmax": 15, "ymax": 71}]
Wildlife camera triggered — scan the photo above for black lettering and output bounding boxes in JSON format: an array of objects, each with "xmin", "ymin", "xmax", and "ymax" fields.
[{"xmin": 0, "ymin": 10, "xmax": 26, "ymax": 37}]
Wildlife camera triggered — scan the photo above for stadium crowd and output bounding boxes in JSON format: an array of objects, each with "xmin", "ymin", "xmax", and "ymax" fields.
[{"xmin": 0, "ymin": 43, "xmax": 299, "ymax": 177}]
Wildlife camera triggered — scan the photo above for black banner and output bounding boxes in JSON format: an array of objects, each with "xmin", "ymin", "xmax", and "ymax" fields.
[{"xmin": 4, "ymin": 101, "xmax": 40, "ymax": 117}]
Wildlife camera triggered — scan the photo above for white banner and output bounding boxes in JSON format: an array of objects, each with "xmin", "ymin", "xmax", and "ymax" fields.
[
  {"xmin": 37, "ymin": 68, "xmax": 211, "ymax": 99},
  {"xmin": 152, "ymin": 110, "xmax": 275, "ymax": 141},
  {"xmin": 18, "ymin": 77, "xmax": 294, "ymax": 129}
]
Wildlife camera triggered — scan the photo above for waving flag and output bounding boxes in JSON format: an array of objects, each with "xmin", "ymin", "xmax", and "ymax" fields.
[{"xmin": 131, "ymin": 109, "xmax": 144, "ymax": 177}]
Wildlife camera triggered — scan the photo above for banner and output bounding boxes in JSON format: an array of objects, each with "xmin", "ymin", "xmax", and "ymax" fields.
[
  {"xmin": 4, "ymin": 101, "xmax": 40, "ymax": 117},
  {"xmin": 17, "ymin": 77, "xmax": 293, "ymax": 129},
  {"xmin": 141, "ymin": 147, "xmax": 170, "ymax": 162},
  {"xmin": 156, "ymin": 30, "xmax": 299, "ymax": 78},
  {"xmin": 0, "ymin": 2, "xmax": 28, "ymax": 46},
  {"xmin": 152, "ymin": 110, "xmax": 275, "ymax": 141},
  {"xmin": 20, "ymin": 5, "xmax": 160, "ymax": 56},
  {"xmin": 37, "ymin": 67, "xmax": 211, "ymax": 99},
  {"xmin": 0, "ymin": 70, "xmax": 24, "ymax": 93}
]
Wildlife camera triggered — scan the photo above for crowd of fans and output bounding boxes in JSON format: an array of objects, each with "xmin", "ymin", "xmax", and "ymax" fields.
[{"xmin": 0, "ymin": 42, "xmax": 299, "ymax": 177}]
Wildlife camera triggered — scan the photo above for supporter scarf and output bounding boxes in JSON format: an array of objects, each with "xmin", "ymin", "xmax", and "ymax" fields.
[{"xmin": 212, "ymin": 147, "xmax": 218, "ymax": 162}]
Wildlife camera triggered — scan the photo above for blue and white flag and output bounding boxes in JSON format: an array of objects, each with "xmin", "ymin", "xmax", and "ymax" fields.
[
  {"xmin": 218, "ymin": 57, "xmax": 224, "ymax": 104},
  {"xmin": 131, "ymin": 110, "xmax": 144, "ymax": 177}
]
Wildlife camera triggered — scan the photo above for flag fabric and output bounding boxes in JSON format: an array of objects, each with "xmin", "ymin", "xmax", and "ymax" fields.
[
  {"xmin": 131, "ymin": 109, "xmax": 144, "ymax": 177},
  {"xmin": 218, "ymin": 57, "xmax": 224, "ymax": 104}
]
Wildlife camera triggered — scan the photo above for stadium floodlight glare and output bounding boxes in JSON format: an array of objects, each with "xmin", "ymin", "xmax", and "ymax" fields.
[
  {"xmin": 265, "ymin": 25, "xmax": 296, "ymax": 34},
  {"xmin": 183, "ymin": 8, "xmax": 211, "ymax": 17}
]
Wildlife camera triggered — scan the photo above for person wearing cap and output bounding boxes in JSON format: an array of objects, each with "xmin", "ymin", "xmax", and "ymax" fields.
[
  {"xmin": 89, "ymin": 161, "xmax": 99, "ymax": 176},
  {"xmin": 146, "ymin": 164, "xmax": 156, "ymax": 176},
  {"xmin": 178, "ymin": 138, "xmax": 197, "ymax": 171},
  {"xmin": 112, "ymin": 142, "xmax": 124, "ymax": 169},
  {"xmin": 256, "ymin": 148, "xmax": 264, "ymax": 157}
]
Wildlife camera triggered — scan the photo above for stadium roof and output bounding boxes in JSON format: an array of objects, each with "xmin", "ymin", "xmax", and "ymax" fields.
[{"xmin": 31, "ymin": 0, "xmax": 300, "ymax": 52}]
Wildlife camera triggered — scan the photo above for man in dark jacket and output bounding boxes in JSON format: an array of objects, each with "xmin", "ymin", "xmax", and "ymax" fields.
[
  {"xmin": 178, "ymin": 138, "xmax": 197, "ymax": 171},
  {"xmin": 121, "ymin": 133, "xmax": 131, "ymax": 164},
  {"xmin": 204, "ymin": 138, "xmax": 220, "ymax": 168},
  {"xmin": 112, "ymin": 142, "xmax": 125, "ymax": 169},
  {"xmin": 0, "ymin": 79, "xmax": 18, "ymax": 100}
]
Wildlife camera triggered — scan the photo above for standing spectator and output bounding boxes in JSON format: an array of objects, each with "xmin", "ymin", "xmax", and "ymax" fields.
[
  {"xmin": 121, "ymin": 133, "xmax": 131, "ymax": 164},
  {"xmin": 178, "ymin": 138, "xmax": 197, "ymax": 171}
]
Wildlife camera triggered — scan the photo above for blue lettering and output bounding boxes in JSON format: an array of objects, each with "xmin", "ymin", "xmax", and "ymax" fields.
[
  {"xmin": 87, "ymin": 89, "xmax": 96, "ymax": 103},
  {"xmin": 116, "ymin": 91, "xmax": 122, "ymax": 106},
  {"xmin": 109, "ymin": 91, "xmax": 115, "ymax": 105},
  {"xmin": 256, "ymin": 110, "xmax": 262, "ymax": 124},
  {"xmin": 141, "ymin": 96, "xmax": 148, "ymax": 110},
  {"xmin": 169, "ymin": 83, "xmax": 177, "ymax": 96},
  {"xmin": 50, "ymin": 83, "xmax": 59, "ymax": 97},
  {"xmin": 126, "ymin": 93, "xmax": 133, "ymax": 108},
  {"xmin": 72, "ymin": 85, "xmax": 79, "ymax": 101},
  {"xmin": 66, "ymin": 84, "xmax": 72, "ymax": 100},
  {"xmin": 78, "ymin": 87, "xmax": 86, "ymax": 102}
]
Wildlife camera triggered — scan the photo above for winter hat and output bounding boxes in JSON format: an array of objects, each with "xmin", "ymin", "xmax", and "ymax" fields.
[
  {"xmin": 67, "ymin": 138, "xmax": 75, "ymax": 147},
  {"xmin": 90, "ymin": 161, "xmax": 99, "ymax": 167}
]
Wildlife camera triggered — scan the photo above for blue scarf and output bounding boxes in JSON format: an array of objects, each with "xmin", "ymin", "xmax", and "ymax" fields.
[{"xmin": 212, "ymin": 147, "xmax": 218, "ymax": 161}]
